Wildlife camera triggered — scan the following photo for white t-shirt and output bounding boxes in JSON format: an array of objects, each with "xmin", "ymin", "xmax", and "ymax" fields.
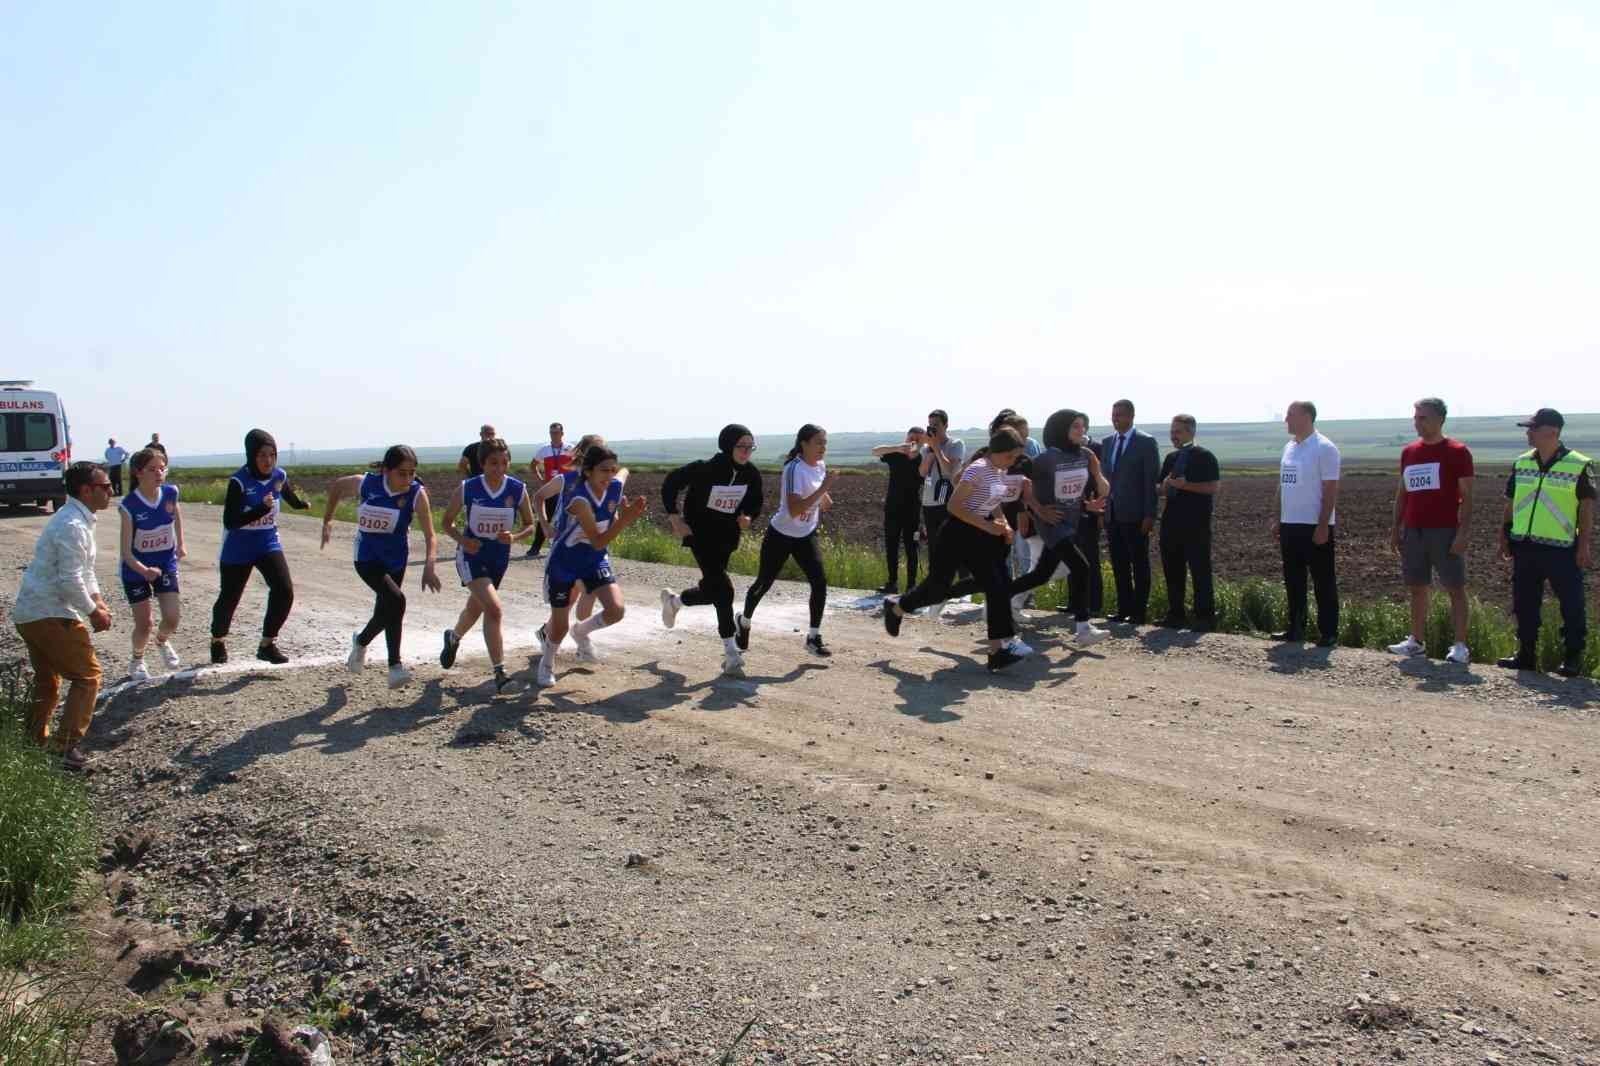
[
  {"xmin": 771, "ymin": 458, "xmax": 826, "ymax": 538},
  {"xmin": 920, "ymin": 437, "xmax": 966, "ymax": 507},
  {"xmin": 1278, "ymin": 431, "xmax": 1341, "ymax": 525}
]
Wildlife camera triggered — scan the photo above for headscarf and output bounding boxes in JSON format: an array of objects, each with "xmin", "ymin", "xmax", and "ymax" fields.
[
  {"xmin": 244, "ymin": 428, "xmax": 277, "ymax": 467},
  {"xmin": 717, "ymin": 423, "xmax": 753, "ymax": 462}
]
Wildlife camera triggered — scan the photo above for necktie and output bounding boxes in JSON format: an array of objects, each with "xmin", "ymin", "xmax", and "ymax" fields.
[{"xmin": 1112, "ymin": 434, "xmax": 1126, "ymax": 472}]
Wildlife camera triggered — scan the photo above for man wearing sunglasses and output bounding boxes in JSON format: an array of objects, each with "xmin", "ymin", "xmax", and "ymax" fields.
[{"xmin": 13, "ymin": 461, "xmax": 115, "ymax": 771}]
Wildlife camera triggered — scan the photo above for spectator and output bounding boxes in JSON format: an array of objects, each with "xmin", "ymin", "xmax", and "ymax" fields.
[
  {"xmin": 525, "ymin": 422, "xmax": 576, "ymax": 559},
  {"xmin": 870, "ymin": 427, "xmax": 927, "ymax": 594},
  {"xmin": 1387, "ymin": 398, "xmax": 1475, "ymax": 664},
  {"xmin": 919, "ymin": 409, "xmax": 966, "ymax": 550},
  {"xmin": 1101, "ymin": 399, "xmax": 1161, "ymax": 624},
  {"xmin": 1496, "ymin": 408, "xmax": 1593, "ymax": 677},
  {"xmin": 12, "ymin": 461, "xmax": 115, "ymax": 771},
  {"xmin": 1157, "ymin": 414, "xmax": 1221, "ymax": 630},
  {"xmin": 456, "ymin": 424, "xmax": 497, "ymax": 480},
  {"xmin": 1273, "ymin": 400, "xmax": 1341, "ymax": 646},
  {"xmin": 145, "ymin": 432, "xmax": 167, "ymax": 459},
  {"xmin": 104, "ymin": 438, "xmax": 127, "ymax": 494}
]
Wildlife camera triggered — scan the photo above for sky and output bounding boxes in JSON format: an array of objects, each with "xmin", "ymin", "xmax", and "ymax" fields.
[{"xmin": 4, "ymin": 1, "xmax": 1597, "ymax": 456}]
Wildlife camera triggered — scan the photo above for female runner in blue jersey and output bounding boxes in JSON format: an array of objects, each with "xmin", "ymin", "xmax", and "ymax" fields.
[
  {"xmin": 530, "ymin": 446, "xmax": 647, "ymax": 687},
  {"xmin": 211, "ymin": 429, "xmax": 311, "ymax": 665},
  {"xmin": 318, "ymin": 445, "xmax": 442, "ymax": 689},
  {"xmin": 119, "ymin": 447, "xmax": 186, "ymax": 682},
  {"xmin": 439, "ymin": 437, "xmax": 536, "ymax": 693}
]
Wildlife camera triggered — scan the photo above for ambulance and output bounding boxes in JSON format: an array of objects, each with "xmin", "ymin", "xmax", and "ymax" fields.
[{"xmin": 0, "ymin": 381, "xmax": 72, "ymax": 509}]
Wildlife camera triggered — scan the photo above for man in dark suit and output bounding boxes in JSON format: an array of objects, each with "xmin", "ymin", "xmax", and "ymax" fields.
[{"xmin": 1101, "ymin": 399, "xmax": 1161, "ymax": 624}]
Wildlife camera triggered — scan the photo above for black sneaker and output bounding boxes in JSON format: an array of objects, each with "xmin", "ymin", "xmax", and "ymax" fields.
[
  {"xmin": 876, "ymin": 582, "xmax": 898, "ymax": 595},
  {"xmin": 1314, "ymin": 636, "xmax": 1338, "ymax": 649},
  {"xmin": 986, "ymin": 648, "xmax": 1024, "ymax": 673},
  {"xmin": 256, "ymin": 643, "xmax": 288, "ymax": 665},
  {"xmin": 1270, "ymin": 630, "xmax": 1304, "ymax": 643},
  {"xmin": 1556, "ymin": 651, "xmax": 1586, "ymax": 678},
  {"xmin": 440, "ymin": 629, "xmax": 460, "ymax": 669},
  {"xmin": 210, "ymin": 641, "xmax": 228, "ymax": 665},
  {"xmin": 1496, "ymin": 652, "xmax": 1535, "ymax": 670},
  {"xmin": 735, "ymin": 613, "xmax": 752, "ymax": 652},
  {"xmin": 524, "ymin": 548, "xmax": 542, "ymax": 560},
  {"xmin": 493, "ymin": 666, "xmax": 511, "ymax": 694},
  {"xmin": 883, "ymin": 598, "xmax": 903, "ymax": 638},
  {"xmin": 805, "ymin": 634, "xmax": 832, "ymax": 658}
]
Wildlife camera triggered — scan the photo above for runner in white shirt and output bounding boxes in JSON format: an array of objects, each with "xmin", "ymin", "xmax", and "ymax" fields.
[{"xmin": 1272, "ymin": 401, "xmax": 1341, "ymax": 645}]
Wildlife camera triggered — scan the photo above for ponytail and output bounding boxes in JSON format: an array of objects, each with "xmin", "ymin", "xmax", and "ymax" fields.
[
  {"xmin": 787, "ymin": 423, "xmax": 825, "ymax": 464},
  {"xmin": 369, "ymin": 444, "xmax": 418, "ymax": 472}
]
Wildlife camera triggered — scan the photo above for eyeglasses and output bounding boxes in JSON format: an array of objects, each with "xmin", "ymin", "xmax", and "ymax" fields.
[{"xmin": 734, "ymin": 443, "xmax": 756, "ymax": 452}]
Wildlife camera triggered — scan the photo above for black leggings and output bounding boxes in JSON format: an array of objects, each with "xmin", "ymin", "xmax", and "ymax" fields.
[
  {"xmin": 212, "ymin": 551, "xmax": 294, "ymax": 642},
  {"xmin": 884, "ymin": 502, "xmax": 920, "ymax": 588},
  {"xmin": 354, "ymin": 561, "xmax": 406, "ymax": 666},
  {"xmin": 898, "ymin": 519, "xmax": 1014, "ymax": 641},
  {"xmin": 679, "ymin": 535, "xmax": 739, "ymax": 639},
  {"xmin": 744, "ymin": 527, "xmax": 827, "ymax": 629},
  {"xmin": 1008, "ymin": 538, "xmax": 1090, "ymax": 622}
]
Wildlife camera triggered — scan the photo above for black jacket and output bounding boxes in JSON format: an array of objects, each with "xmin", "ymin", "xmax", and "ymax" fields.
[{"xmin": 662, "ymin": 455, "xmax": 764, "ymax": 540}]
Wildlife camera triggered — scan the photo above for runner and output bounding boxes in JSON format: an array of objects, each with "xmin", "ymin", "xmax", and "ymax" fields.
[
  {"xmin": 525, "ymin": 422, "xmax": 576, "ymax": 559},
  {"xmin": 1004, "ymin": 409, "xmax": 1111, "ymax": 645},
  {"xmin": 210, "ymin": 429, "xmax": 309, "ymax": 665},
  {"xmin": 319, "ymin": 445, "xmax": 442, "ymax": 688},
  {"xmin": 736, "ymin": 424, "xmax": 838, "ymax": 659},
  {"xmin": 532, "ymin": 446, "xmax": 648, "ymax": 686},
  {"xmin": 119, "ymin": 448, "xmax": 185, "ymax": 682},
  {"xmin": 884, "ymin": 428, "xmax": 1031, "ymax": 673},
  {"xmin": 439, "ymin": 437, "xmax": 535, "ymax": 693},
  {"xmin": 659, "ymin": 424, "xmax": 765, "ymax": 677},
  {"xmin": 552, "ymin": 434, "xmax": 611, "ymax": 624}
]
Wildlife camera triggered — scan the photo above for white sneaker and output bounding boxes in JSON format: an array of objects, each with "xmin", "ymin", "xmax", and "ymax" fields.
[
  {"xmin": 346, "ymin": 633, "xmax": 367, "ymax": 673},
  {"xmin": 721, "ymin": 648, "xmax": 746, "ymax": 678},
  {"xmin": 156, "ymin": 641, "xmax": 181, "ymax": 669},
  {"xmin": 1004, "ymin": 637, "xmax": 1034, "ymax": 657},
  {"xmin": 928, "ymin": 600, "xmax": 948, "ymax": 619},
  {"xmin": 387, "ymin": 665, "xmax": 413, "ymax": 689},
  {"xmin": 537, "ymin": 623, "xmax": 552, "ymax": 657},
  {"xmin": 660, "ymin": 589, "xmax": 680, "ymax": 629},
  {"xmin": 574, "ymin": 636, "xmax": 599, "ymax": 663},
  {"xmin": 129, "ymin": 658, "xmax": 151, "ymax": 683},
  {"xmin": 1074, "ymin": 623, "xmax": 1109, "ymax": 646},
  {"xmin": 1387, "ymin": 636, "xmax": 1425, "ymax": 657},
  {"xmin": 1445, "ymin": 642, "xmax": 1471, "ymax": 665},
  {"xmin": 535, "ymin": 661, "xmax": 557, "ymax": 687}
]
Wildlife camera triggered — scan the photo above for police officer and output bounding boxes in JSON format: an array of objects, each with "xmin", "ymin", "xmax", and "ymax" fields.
[{"xmin": 1496, "ymin": 409, "xmax": 1594, "ymax": 677}]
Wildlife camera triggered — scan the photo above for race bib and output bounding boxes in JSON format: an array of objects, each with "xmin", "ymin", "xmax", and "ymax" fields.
[
  {"xmin": 1001, "ymin": 475, "xmax": 1026, "ymax": 504},
  {"xmin": 242, "ymin": 500, "xmax": 277, "ymax": 530},
  {"xmin": 1054, "ymin": 468, "xmax": 1088, "ymax": 501},
  {"xmin": 134, "ymin": 525, "xmax": 175, "ymax": 554},
  {"xmin": 1280, "ymin": 463, "xmax": 1299, "ymax": 486},
  {"xmin": 357, "ymin": 503, "xmax": 401, "ymax": 534},
  {"xmin": 469, "ymin": 504, "xmax": 514, "ymax": 538},
  {"xmin": 708, "ymin": 485, "xmax": 747, "ymax": 515},
  {"xmin": 1403, "ymin": 462, "xmax": 1441, "ymax": 493}
]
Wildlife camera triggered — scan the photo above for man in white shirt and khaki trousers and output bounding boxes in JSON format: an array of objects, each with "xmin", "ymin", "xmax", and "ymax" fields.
[
  {"xmin": 12, "ymin": 462, "xmax": 115, "ymax": 771},
  {"xmin": 1273, "ymin": 401, "xmax": 1342, "ymax": 646}
]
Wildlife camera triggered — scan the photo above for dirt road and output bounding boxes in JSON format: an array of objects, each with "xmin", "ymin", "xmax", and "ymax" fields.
[{"xmin": 2, "ymin": 506, "xmax": 1597, "ymax": 1064}]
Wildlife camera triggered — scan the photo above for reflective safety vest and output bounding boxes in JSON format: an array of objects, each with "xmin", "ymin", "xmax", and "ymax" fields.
[{"xmin": 1508, "ymin": 448, "xmax": 1592, "ymax": 547}]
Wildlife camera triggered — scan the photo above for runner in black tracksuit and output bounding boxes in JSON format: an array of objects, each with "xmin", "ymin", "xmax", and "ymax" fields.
[{"xmin": 659, "ymin": 424, "xmax": 765, "ymax": 677}]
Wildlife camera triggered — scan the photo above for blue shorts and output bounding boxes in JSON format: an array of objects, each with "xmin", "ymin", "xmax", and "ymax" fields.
[
  {"xmin": 544, "ymin": 556, "xmax": 614, "ymax": 608},
  {"xmin": 455, "ymin": 551, "xmax": 507, "ymax": 588},
  {"xmin": 123, "ymin": 568, "xmax": 179, "ymax": 604}
]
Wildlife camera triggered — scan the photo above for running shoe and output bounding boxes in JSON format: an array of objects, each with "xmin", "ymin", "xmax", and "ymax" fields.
[
  {"xmin": 1445, "ymin": 643, "xmax": 1471, "ymax": 665},
  {"xmin": 440, "ymin": 629, "xmax": 460, "ymax": 669},
  {"xmin": 1556, "ymin": 650, "xmax": 1586, "ymax": 678},
  {"xmin": 387, "ymin": 665, "xmax": 413, "ymax": 689},
  {"xmin": 574, "ymin": 637, "xmax": 599, "ymax": 663},
  {"xmin": 1003, "ymin": 637, "xmax": 1034, "ymax": 657},
  {"xmin": 805, "ymin": 634, "xmax": 832, "ymax": 658},
  {"xmin": 536, "ymin": 623, "xmax": 551, "ymax": 657},
  {"xmin": 256, "ymin": 643, "xmax": 289, "ymax": 665},
  {"xmin": 721, "ymin": 648, "xmax": 746, "ymax": 678},
  {"xmin": 986, "ymin": 648, "xmax": 1024, "ymax": 673},
  {"xmin": 660, "ymin": 589, "xmax": 680, "ymax": 630},
  {"xmin": 346, "ymin": 633, "xmax": 367, "ymax": 673},
  {"xmin": 875, "ymin": 581, "xmax": 898, "ymax": 595},
  {"xmin": 61, "ymin": 746, "xmax": 90, "ymax": 772},
  {"xmin": 210, "ymin": 641, "xmax": 228, "ymax": 665},
  {"xmin": 882, "ymin": 597, "xmax": 903, "ymax": 638},
  {"xmin": 493, "ymin": 665, "xmax": 512, "ymax": 694},
  {"xmin": 129, "ymin": 658, "xmax": 151, "ymax": 684},
  {"xmin": 1386, "ymin": 636, "xmax": 1425, "ymax": 657},
  {"xmin": 157, "ymin": 642, "xmax": 180, "ymax": 669},
  {"xmin": 1074, "ymin": 623, "xmax": 1109, "ymax": 647},
  {"xmin": 734, "ymin": 612, "xmax": 752, "ymax": 652},
  {"xmin": 535, "ymin": 661, "xmax": 557, "ymax": 688}
]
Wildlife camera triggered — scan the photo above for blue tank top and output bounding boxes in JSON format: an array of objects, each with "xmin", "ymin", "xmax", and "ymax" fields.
[
  {"xmin": 549, "ymin": 477, "xmax": 624, "ymax": 571},
  {"xmin": 459, "ymin": 474, "xmax": 525, "ymax": 568},
  {"xmin": 353, "ymin": 472, "xmax": 421, "ymax": 570},
  {"xmin": 120, "ymin": 484, "xmax": 180, "ymax": 581},
  {"xmin": 220, "ymin": 465, "xmax": 287, "ymax": 564}
]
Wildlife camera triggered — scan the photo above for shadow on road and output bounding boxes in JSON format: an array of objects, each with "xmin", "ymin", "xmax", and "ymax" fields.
[
  {"xmin": 1265, "ymin": 643, "xmax": 1334, "ymax": 675},
  {"xmin": 538, "ymin": 659, "xmax": 830, "ymax": 723},
  {"xmin": 868, "ymin": 644, "xmax": 1084, "ymax": 723},
  {"xmin": 1395, "ymin": 656, "xmax": 1485, "ymax": 693}
]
